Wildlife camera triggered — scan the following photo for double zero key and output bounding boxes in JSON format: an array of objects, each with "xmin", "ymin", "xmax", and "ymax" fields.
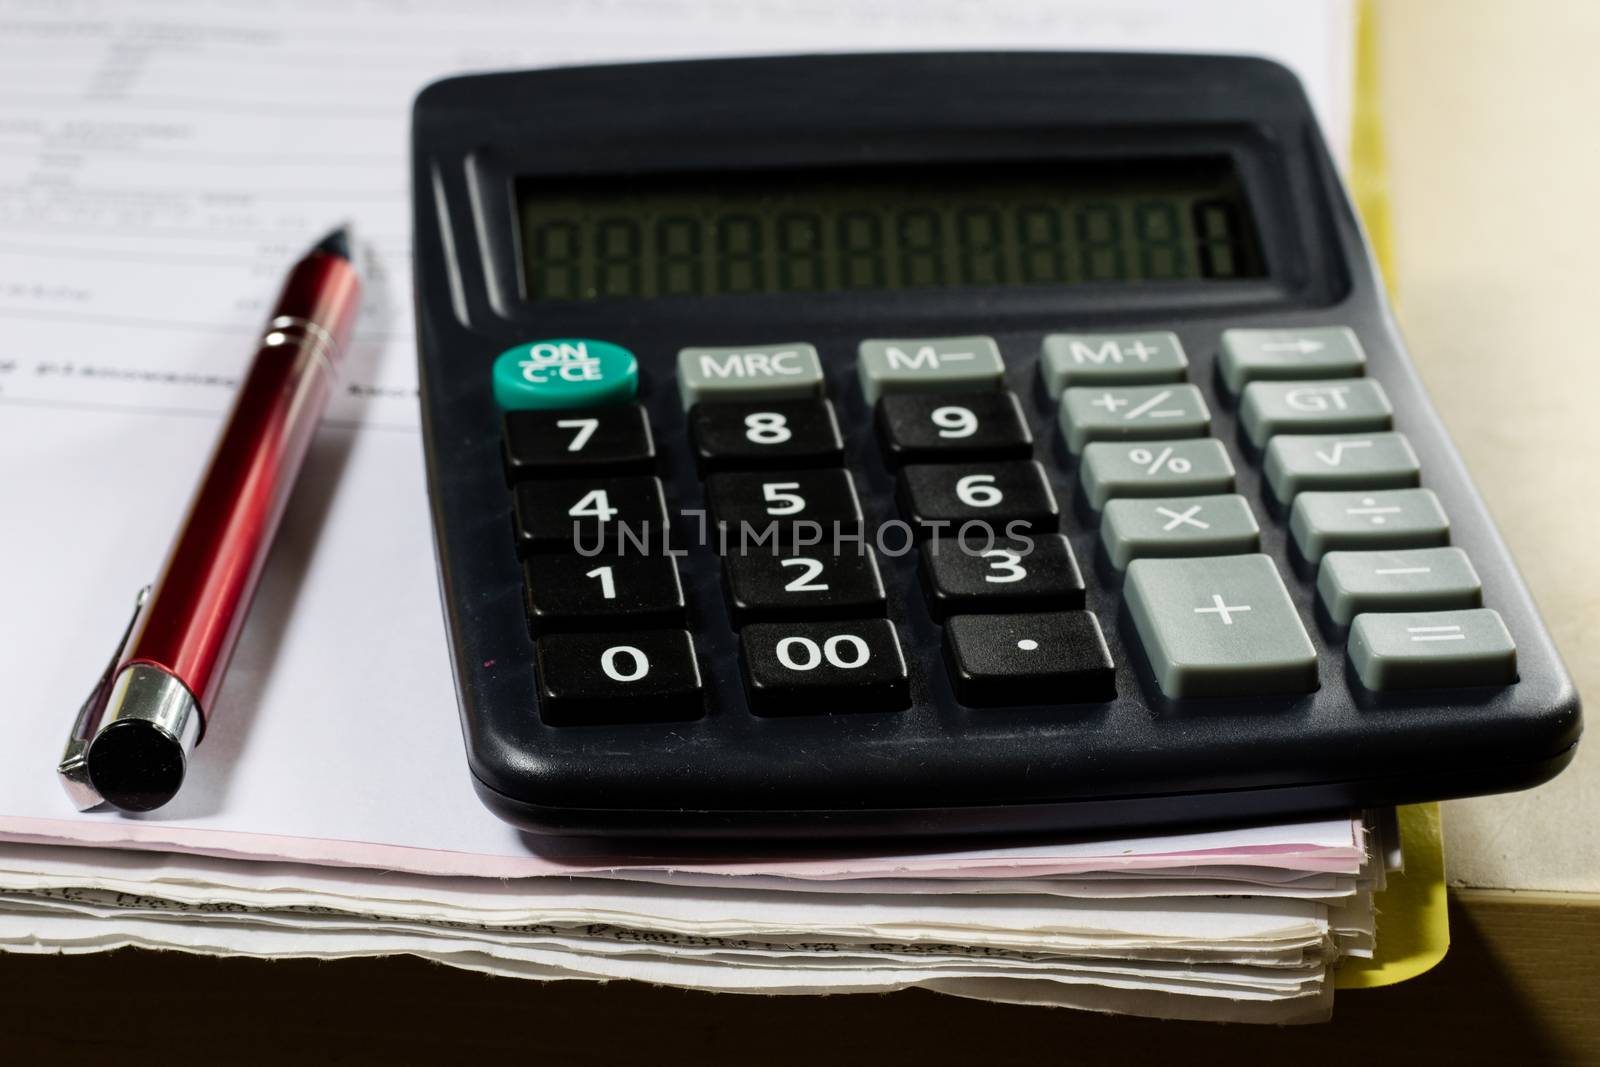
[{"xmin": 740, "ymin": 620, "xmax": 909, "ymax": 716}]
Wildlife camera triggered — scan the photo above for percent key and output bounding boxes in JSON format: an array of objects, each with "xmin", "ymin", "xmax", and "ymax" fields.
[{"xmin": 1078, "ymin": 438, "xmax": 1238, "ymax": 509}]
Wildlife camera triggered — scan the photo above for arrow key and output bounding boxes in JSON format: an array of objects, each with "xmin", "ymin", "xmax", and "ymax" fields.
[{"xmin": 1219, "ymin": 326, "xmax": 1367, "ymax": 393}]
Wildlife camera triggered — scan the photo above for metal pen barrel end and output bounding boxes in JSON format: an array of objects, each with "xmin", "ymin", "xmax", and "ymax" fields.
[{"xmin": 85, "ymin": 665, "xmax": 202, "ymax": 813}]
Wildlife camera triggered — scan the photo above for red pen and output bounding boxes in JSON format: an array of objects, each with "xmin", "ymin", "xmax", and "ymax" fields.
[{"xmin": 57, "ymin": 227, "xmax": 363, "ymax": 812}]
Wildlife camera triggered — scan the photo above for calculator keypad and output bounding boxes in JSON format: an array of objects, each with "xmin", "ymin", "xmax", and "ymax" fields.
[{"xmin": 491, "ymin": 319, "xmax": 1516, "ymax": 728}]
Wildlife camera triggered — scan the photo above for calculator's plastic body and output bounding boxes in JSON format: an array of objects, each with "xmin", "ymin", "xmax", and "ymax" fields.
[{"xmin": 411, "ymin": 53, "xmax": 1580, "ymax": 837}]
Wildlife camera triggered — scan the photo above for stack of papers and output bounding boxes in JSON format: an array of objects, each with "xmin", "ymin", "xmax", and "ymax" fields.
[
  {"xmin": 0, "ymin": 0, "xmax": 1366, "ymax": 1026},
  {"xmin": 0, "ymin": 815, "xmax": 1388, "ymax": 1024}
]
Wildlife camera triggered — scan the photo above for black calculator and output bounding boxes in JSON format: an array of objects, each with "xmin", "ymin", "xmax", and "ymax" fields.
[{"xmin": 411, "ymin": 53, "xmax": 1580, "ymax": 837}]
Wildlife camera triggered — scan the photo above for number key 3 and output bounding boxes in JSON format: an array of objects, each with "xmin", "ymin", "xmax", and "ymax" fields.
[{"xmin": 920, "ymin": 532, "xmax": 1085, "ymax": 618}]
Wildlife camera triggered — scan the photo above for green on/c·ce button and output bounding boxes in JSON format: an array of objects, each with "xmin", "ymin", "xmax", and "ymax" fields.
[{"xmin": 492, "ymin": 338, "xmax": 639, "ymax": 410}]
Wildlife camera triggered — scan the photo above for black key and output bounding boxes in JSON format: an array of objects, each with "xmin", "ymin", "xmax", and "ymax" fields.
[
  {"xmin": 705, "ymin": 469, "xmax": 863, "ymax": 543},
  {"xmin": 536, "ymin": 629, "xmax": 703, "ymax": 725},
  {"xmin": 920, "ymin": 533, "xmax": 1085, "ymax": 619},
  {"xmin": 877, "ymin": 390, "xmax": 1033, "ymax": 465},
  {"xmin": 513, "ymin": 476, "xmax": 669, "ymax": 553},
  {"xmin": 524, "ymin": 552, "xmax": 685, "ymax": 634},
  {"xmin": 503, "ymin": 404, "xmax": 655, "ymax": 479},
  {"xmin": 896, "ymin": 460, "xmax": 1058, "ymax": 533},
  {"xmin": 723, "ymin": 548, "xmax": 886, "ymax": 624},
  {"xmin": 690, "ymin": 399, "xmax": 844, "ymax": 471},
  {"xmin": 943, "ymin": 612, "xmax": 1115, "ymax": 706},
  {"xmin": 740, "ymin": 619, "xmax": 909, "ymax": 716}
]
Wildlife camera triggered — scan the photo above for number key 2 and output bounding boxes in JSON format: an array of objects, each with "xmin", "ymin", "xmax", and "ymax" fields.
[
  {"xmin": 877, "ymin": 390, "xmax": 1032, "ymax": 465},
  {"xmin": 920, "ymin": 533, "xmax": 1085, "ymax": 619},
  {"xmin": 723, "ymin": 548, "xmax": 887, "ymax": 624},
  {"xmin": 897, "ymin": 460, "xmax": 1059, "ymax": 532},
  {"xmin": 690, "ymin": 398, "xmax": 845, "ymax": 471},
  {"xmin": 503, "ymin": 404, "xmax": 655, "ymax": 479}
]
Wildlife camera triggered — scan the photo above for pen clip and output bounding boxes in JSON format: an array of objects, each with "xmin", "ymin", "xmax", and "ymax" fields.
[{"xmin": 57, "ymin": 585, "xmax": 150, "ymax": 811}]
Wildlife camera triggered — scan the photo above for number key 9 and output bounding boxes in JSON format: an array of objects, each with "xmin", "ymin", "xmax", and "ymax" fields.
[{"xmin": 877, "ymin": 390, "xmax": 1032, "ymax": 464}]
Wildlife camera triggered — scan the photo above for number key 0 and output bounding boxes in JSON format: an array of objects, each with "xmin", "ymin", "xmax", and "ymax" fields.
[{"xmin": 536, "ymin": 629, "xmax": 704, "ymax": 725}]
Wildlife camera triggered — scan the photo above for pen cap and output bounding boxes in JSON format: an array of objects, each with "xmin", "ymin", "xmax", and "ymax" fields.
[{"xmin": 86, "ymin": 664, "xmax": 202, "ymax": 812}]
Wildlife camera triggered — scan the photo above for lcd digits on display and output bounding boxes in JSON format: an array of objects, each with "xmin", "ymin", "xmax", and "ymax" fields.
[{"xmin": 517, "ymin": 158, "xmax": 1264, "ymax": 303}]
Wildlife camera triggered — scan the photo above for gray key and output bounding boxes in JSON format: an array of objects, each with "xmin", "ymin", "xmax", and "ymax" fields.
[
  {"xmin": 1124, "ymin": 554, "xmax": 1318, "ymax": 698},
  {"xmin": 1263, "ymin": 431, "xmax": 1420, "ymax": 504},
  {"xmin": 1348, "ymin": 608, "xmax": 1516, "ymax": 691},
  {"xmin": 1239, "ymin": 378, "xmax": 1393, "ymax": 448},
  {"xmin": 1290, "ymin": 488, "xmax": 1449, "ymax": 562},
  {"xmin": 677, "ymin": 343, "xmax": 824, "ymax": 410},
  {"xmin": 1078, "ymin": 439, "xmax": 1236, "ymax": 509},
  {"xmin": 857, "ymin": 336, "xmax": 1004, "ymax": 404},
  {"xmin": 1218, "ymin": 326, "xmax": 1367, "ymax": 393},
  {"xmin": 1039, "ymin": 332, "xmax": 1187, "ymax": 395},
  {"xmin": 1058, "ymin": 384, "xmax": 1211, "ymax": 453},
  {"xmin": 1317, "ymin": 547, "xmax": 1483, "ymax": 625},
  {"xmin": 1100, "ymin": 494, "xmax": 1260, "ymax": 569}
]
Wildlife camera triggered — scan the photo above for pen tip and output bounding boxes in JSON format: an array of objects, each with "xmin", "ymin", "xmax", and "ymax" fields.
[{"xmin": 310, "ymin": 224, "xmax": 355, "ymax": 261}]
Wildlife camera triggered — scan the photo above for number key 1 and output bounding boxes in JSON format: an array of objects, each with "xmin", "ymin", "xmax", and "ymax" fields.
[{"xmin": 523, "ymin": 552, "xmax": 686, "ymax": 634}]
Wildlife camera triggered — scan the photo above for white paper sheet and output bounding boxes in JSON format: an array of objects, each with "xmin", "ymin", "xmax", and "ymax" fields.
[{"xmin": 0, "ymin": 0, "xmax": 1356, "ymax": 875}]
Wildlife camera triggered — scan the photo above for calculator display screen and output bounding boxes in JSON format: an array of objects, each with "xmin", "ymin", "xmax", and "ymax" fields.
[{"xmin": 516, "ymin": 158, "xmax": 1263, "ymax": 302}]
